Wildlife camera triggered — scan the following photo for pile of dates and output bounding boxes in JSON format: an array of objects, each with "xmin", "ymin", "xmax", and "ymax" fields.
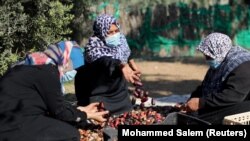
[
  {"xmin": 79, "ymin": 128, "xmax": 103, "ymax": 141},
  {"xmin": 106, "ymin": 105, "xmax": 173, "ymax": 128},
  {"xmin": 78, "ymin": 81, "xmax": 175, "ymax": 140},
  {"xmin": 79, "ymin": 103, "xmax": 174, "ymax": 141}
]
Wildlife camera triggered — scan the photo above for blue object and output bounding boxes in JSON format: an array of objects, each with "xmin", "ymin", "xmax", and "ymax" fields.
[
  {"xmin": 62, "ymin": 70, "xmax": 77, "ymax": 83},
  {"xmin": 105, "ymin": 33, "xmax": 121, "ymax": 47},
  {"xmin": 70, "ymin": 46, "xmax": 84, "ymax": 69},
  {"xmin": 206, "ymin": 59, "xmax": 221, "ymax": 69}
]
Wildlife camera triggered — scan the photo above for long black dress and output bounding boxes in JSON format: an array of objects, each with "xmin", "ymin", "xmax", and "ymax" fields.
[
  {"xmin": 191, "ymin": 61, "xmax": 250, "ymax": 124},
  {"xmin": 0, "ymin": 64, "xmax": 87, "ymax": 141},
  {"xmin": 75, "ymin": 56, "xmax": 132, "ymax": 115}
]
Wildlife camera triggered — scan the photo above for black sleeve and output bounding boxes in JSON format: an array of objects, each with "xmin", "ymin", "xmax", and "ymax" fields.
[
  {"xmin": 128, "ymin": 54, "xmax": 133, "ymax": 61},
  {"xmin": 200, "ymin": 61, "xmax": 250, "ymax": 109},
  {"xmin": 190, "ymin": 85, "xmax": 202, "ymax": 98},
  {"xmin": 75, "ymin": 56, "xmax": 124, "ymax": 105},
  {"xmin": 34, "ymin": 65, "xmax": 87, "ymax": 128},
  {"xmin": 94, "ymin": 56, "xmax": 122, "ymax": 76}
]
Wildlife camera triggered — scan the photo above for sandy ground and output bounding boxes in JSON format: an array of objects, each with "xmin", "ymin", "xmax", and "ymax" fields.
[
  {"xmin": 136, "ymin": 57, "xmax": 208, "ymax": 97},
  {"xmin": 64, "ymin": 56, "xmax": 209, "ymax": 98}
]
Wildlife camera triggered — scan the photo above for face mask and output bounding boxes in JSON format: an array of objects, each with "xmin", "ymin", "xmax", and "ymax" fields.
[
  {"xmin": 61, "ymin": 70, "xmax": 77, "ymax": 83},
  {"xmin": 206, "ymin": 59, "xmax": 221, "ymax": 69},
  {"xmin": 105, "ymin": 32, "xmax": 121, "ymax": 47}
]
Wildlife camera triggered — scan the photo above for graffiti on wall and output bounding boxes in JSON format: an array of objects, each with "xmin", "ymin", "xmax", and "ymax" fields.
[{"xmin": 91, "ymin": 0, "xmax": 250, "ymax": 57}]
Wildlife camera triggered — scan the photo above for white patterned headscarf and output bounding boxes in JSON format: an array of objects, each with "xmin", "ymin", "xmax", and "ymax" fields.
[
  {"xmin": 197, "ymin": 32, "xmax": 232, "ymax": 62},
  {"xmin": 85, "ymin": 14, "xmax": 131, "ymax": 64},
  {"xmin": 198, "ymin": 33, "xmax": 250, "ymax": 96}
]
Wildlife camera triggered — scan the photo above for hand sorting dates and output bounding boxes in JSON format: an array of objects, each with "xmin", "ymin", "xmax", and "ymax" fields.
[
  {"xmin": 106, "ymin": 105, "xmax": 173, "ymax": 128},
  {"xmin": 79, "ymin": 80, "xmax": 175, "ymax": 141},
  {"xmin": 131, "ymin": 79, "xmax": 156, "ymax": 107},
  {"xmin": 105, "ymin": 80, "xmax": 172, "ymax": 127},
  {"xmin": 79, "ymin": 103, "xmax": 174, "ymax": 141},
  {"xmin": 79, "ymin": 106, "xmax": 176, "ymax": 141}
]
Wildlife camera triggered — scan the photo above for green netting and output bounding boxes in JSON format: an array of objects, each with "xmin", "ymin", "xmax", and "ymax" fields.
[
  {"xmin": 248, "ymin": 7, "xmax": 250, "ymax": 27},
  {"xmin": 235, "ymin": 30, "xmax": 250, "ymax": 48},
  {"xmin": 95, "ymin": 0, "xmax": 120, "ymax": 19},
  {"xmin": 90, "ymin": 1, "xmax": 250, "ymax": 57},
  {"xmin": 235, "ymin": 6, "xmax": 250, "ymax": 48}
]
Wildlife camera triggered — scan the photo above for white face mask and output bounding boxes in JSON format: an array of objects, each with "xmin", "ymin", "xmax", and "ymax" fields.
[
  {"xmin": 105, "ymin": 33, "xmax": 121, "ymax": 47},
  {"xmin": 61, "ymin": 70, "xmax": 77, "ymax": 83}
]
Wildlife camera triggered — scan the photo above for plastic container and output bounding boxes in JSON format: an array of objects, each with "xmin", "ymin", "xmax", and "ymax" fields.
[{"xmin": 223, "ymin": 112, "xmax": 250, "ymax": 125}]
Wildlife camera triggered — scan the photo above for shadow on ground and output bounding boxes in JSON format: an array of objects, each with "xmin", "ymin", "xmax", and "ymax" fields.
[
  {"xmin": 130, "ymin": 79, "xmax": 202, "ymax": 98},
  {"xmin": 65, "ymin": 79, "xmax": 201, "ymax": 102},
  {"xmin": 135, "ymin": 56, "xmax": 207, "ymax": 66}
]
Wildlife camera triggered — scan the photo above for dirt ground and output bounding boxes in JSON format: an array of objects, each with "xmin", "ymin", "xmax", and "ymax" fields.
[
  {"xmin": 132, "ymin": 57, "xmax": 208, "ymax": 98},
  {"xmin": 64, "ymin": 56, "xmax": 208, "ymax": 98}
]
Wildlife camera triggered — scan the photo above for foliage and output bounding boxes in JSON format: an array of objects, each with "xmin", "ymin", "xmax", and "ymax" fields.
[
  {"xmin": 25, "ymin": 0, "xmax": 74, "ymax": 51},
  {"xmin": 70, "ymin": 0, "xmax": 101, "ymax": 45},
  {"xmin": 0, "ymin": 0, "xmax": 74, "ymax": 76},
  {"xmin": 0, "ymin": 0, "xmax": 27, "ymax": 51},
  {"xmin": 0, "ymin": 0, "xmax": 27, "ymax": 75},
  {"xmin": 0, "ymin": 49, "xmax": 19, "ymax": 76}
]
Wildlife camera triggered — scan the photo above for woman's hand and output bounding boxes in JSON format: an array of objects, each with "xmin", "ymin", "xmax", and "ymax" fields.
[
  {"xmin": 174, "ymin": 102, "xmax": 187, "ymax": 113},
  {"xmin": 87, "ymin": 110, "xmax": 109, "ymax": 122},
  {"xmin": 186, "ymin": 98, "xmax": 201, "ymax": 112},
  {"xmin": 121, "ymin": 63, "xmax": 141, "ymax": 84},
  {"xmin": 77, "ymin": 102, "xmax": 98, "ymax": 113},
  {"xmin": 128, "ymin": 59, "xmax": 141, "ymax": 77},
  {"xmin": 174, "ymin": 98, "xmax": 201, "ymax": 113},
  {"xmin": 77, "ymin": 102, "xmax": 109, "ymax": 122}
]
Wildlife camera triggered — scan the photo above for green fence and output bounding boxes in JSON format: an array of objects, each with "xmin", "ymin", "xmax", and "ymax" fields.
[{"xmin": 90, "ymin": 0, "xmax": 250, "ymax": 57}]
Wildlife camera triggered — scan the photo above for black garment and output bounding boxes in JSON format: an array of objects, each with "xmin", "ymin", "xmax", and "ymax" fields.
[
  {"xmin": 75, "ymin": 56, "xmax": 132, "ymax": 115},
  {"xmin": 190, "ymin": 61, "xmax": 250, "ymax": 124},
  {"xmin": 197, "ymin": 101, "xmax": 250, "ymax": 124},
  {"xmin": 0, "ymin": 64, "xmax": 87, "ymax": 141}
]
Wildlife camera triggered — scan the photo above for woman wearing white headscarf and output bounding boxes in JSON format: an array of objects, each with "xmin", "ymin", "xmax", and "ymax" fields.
[{"xmin": 176, "ymin": 32, "xmax": 250, "ymax": 124}]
